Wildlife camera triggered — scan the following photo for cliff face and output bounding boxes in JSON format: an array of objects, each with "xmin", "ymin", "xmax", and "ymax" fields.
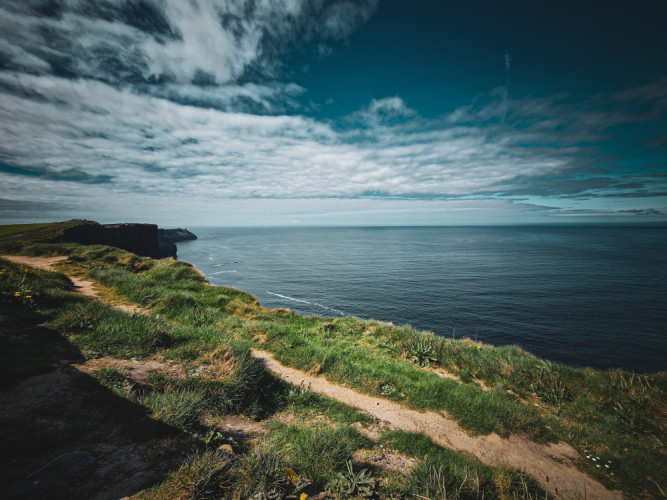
[
  {"xmin": 158, "ymin": 228, "xmax": 197, "ymax": 243},
  {"xmin": 54, "ymin": 221, "xmax": 176, "ymax": 258}
]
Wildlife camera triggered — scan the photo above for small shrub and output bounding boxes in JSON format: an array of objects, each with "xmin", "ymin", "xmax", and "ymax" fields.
[
  {"xmin": 328, "ymin": 460, "xmax": 376, "ymax": 498},
  {"xmin": 203, "ymin": 430, "xmax": 237, "ymax": 450},
  {"xmin": 408, "ymin": 338, "xmax": 438, "ymax": 367},
  {"xmin": 530, "ymin": 361, "xmax": 571, "ymax": 407}
]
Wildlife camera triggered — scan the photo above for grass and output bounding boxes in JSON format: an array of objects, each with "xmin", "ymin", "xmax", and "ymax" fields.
[
  {"xmin": 0, "ymin": 220, "xmax": 88, "ymax": 254},
  {"xmin": 139, "ymin": 388, "xmax": 208, "ymax": 430},
  {"xmin": 1, "ymin": 233, "xmax": 666, "ymax": 498},
  {"xmin": 0, "ymin": 223, "xmax": 58, "ymax": 238},
  {"xmin": 380, "ymin": 431, "xmax": 546, "ymax": 499},
  {"xmin": 65, "ymin": 254, "xmax": 556, "ymax": 440},
  {"xmin": 268, "ymin": 424, "xmax": 372, "ymax": 487},
  {"xmin": 137, "ymin": 450, "xmax": 235, "ymax": 499},
  {"xmin": 142, "ymin": 427, "xmax": 371, "ymax": 499},
  {"xmin": 47, "ymin": 300, "xmax": 176, "ymax": 357},
  {"xmin": 0, "ymin": 297, "xmax": 198, "ymax": 494}
]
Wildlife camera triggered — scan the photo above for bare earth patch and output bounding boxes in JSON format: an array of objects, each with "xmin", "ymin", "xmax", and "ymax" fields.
[
  {"xmin": 352, "ymin": 448, "xmax": 418, "ymax": 476},
  {"xmin": 75, "ymin": 357, "xmax": 185, "ymax": 385},
  {"xmin": 207, "ymin": 414, "xmax": 269, "ymax": 443},
  {"xmin": 2, "ymin": 255, "xmax": 69, "ymax": 272},
  {"xmin": 430, "ymin": 366, "xmax": 490, "ymax": 391}
]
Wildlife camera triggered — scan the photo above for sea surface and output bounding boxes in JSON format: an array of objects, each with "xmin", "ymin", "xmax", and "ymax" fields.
[{"xmin": 176, "ymin": 226, "xmax": 667, "ymax": 373}]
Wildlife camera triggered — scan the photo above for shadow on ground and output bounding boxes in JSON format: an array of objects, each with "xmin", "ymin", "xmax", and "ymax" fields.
[{"xmin": 0, "ymin": 303, "xmax": 199, "ymax": 500}]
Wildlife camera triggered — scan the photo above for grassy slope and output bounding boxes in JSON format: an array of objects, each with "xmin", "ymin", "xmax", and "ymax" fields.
[
  {"xmin": 1, "ymin": 229, "xmax": 665, "ymax": 498},
  {"xmin": 0, "ymin": 223, "xmax": 57, "ymax": 237}
]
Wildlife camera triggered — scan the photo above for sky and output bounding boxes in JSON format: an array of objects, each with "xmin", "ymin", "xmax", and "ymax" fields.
[{"xmin": 0, "ymin": 0, "xmax": 666, "ymax": 226}]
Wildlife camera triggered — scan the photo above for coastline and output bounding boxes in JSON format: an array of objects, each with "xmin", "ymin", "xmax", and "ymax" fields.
[
  {"xmin": 1, "ymin": 225, "xmax": 665, "ymax": 498},
  {"xmin": 174, "ymin": 226, "xmax": 667, "ymax": 374}
]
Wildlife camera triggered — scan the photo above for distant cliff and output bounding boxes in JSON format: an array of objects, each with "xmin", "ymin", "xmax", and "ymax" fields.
[
  {"xmin": 158, "ymin": 228, "xmax": 197, "ymax": 243},
  {"xmin": 52, "ymin": 221, "xmax": 176, "ymax": 259}
]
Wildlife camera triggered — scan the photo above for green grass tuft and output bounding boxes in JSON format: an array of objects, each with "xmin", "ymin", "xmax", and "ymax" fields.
[
  {"xmin": 139, "ymin": 388, "xmax": 207, "ymax": 430},
  {"xmin": 269, "ymin": 424, "xmax": 371, "ymax": 487}
]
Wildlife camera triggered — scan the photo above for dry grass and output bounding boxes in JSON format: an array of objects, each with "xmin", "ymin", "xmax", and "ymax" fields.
[{"xmin": 196, "ymin": 346, "xmax": 239, "ymax": 382}]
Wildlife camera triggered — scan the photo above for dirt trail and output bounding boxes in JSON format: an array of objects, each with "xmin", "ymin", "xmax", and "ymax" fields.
[
  {"xmin": 252, "ymin": 349, "xmax": 620, "ymax": 500},
  {"xmin": 4, "ymin": 255, "xmax": 622, "ymax": 499},
  {"xmin": 2, "ymin": 255, "xmax": 142, "ymax": 315}
]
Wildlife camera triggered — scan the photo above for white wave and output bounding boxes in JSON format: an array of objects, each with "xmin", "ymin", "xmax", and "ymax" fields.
[
  {"xmin": 211, "ymin": 270, "xmax": 239, "ymax": 275},
  {"xmin": 266, "ymin": 291, "xmax": 346, "ymax": 316}
]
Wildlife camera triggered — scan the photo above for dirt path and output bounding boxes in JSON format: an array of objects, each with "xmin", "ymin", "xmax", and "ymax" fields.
[
  {"xmin": 1, "ymin": 255, "xmax": 142, "ymax": 315},
  {"xmin": 4, "ymin": 255, "xmax": 622, "ymax": 499},
  {"xmin": 251, "ymin": 351, "xmax": 620, "ymax": 499}
]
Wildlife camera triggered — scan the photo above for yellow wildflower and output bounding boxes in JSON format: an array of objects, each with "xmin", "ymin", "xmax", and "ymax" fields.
[
  {"xmin": 14, "ymin": 291, "xmax": 21, "ymax": 297},
  {"xmin": 26, "ymin": 295, "xmax": 32, "ymax": 299},
  {"xmin": 284, "ymin": 467, "xmax": 298, "ymax": 484},
  {"xmin": 300, "ymin": 494, "xmax": 308, "ymax": 500}
]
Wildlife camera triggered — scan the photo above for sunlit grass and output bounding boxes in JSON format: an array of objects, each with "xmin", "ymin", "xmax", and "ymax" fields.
[
  {"xmin": 380, "ymin": 430, "xmax": 546, "ymax": 499},
  {"xmin": 0, "ymin": 222, "xmax": 56, "ymax": 237}
]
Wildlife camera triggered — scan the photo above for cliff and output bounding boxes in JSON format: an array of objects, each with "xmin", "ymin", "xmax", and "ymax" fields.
[
  {"xmin": 158, "ymin": 228, "xmax": 197, "ymax": 243},
  {"xmin": 52, "ymin": 221, "xmax": 176, "ymax": 258}
]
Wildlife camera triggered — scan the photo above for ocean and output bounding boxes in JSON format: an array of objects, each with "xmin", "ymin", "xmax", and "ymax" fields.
[{"xmin": 176, "ymin": 226, "xmax": 667, "ymax": 373}]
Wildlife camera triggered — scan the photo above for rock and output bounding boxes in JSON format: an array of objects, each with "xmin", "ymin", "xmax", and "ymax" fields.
[
  {"xmin": 52, "ymin": 221, "xmax": 176, "ymax": 258},
  {"xmin": 3, "ymin": 451, "xmax": 98, "ymax": 499},
  {"xmin": 157, "ymin": 228, "xmax": 197, "ymax": 243}
]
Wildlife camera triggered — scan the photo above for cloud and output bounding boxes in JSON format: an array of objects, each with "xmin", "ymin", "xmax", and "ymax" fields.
[
  {"xmin": 144, "ymin": 81, "xmax": 308, "ymax": 114},
  {"xmin": 0, "ymin": 0, "xmax": 378, "ymax": 87},
  {"xmin": 0, "ymin": 163, "xmax": 112, "ymax": 184},
  {"xmin": 0, "ymin": 1, "xmax": 665, "ymax": 224},
  {"xmin": 320, "ymin": 0, "xmax": 380, "ymax": 39},
  {"xmin": 367, "ymin": 96, "xmax": 416, "ymax": 119},
  {"xmin": 1, "ymin": 69, "xmax": 666, "ymax": 219},
  {"xmin": 617, "ymin": 208, "xmax": 665, "ymax": 216}
]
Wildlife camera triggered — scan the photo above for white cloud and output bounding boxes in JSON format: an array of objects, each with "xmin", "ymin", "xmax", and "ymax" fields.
[
  {"xmin": 321, "ymin": 0, "xmax": 380, "ymax": 39},
  {"xmin": 368, "ymin": 97, "xmax": 414, "ymax": 115},
  {"xmin": 0, "ymin": 70, "xmax": 582, "ymax": 210},
  {"xmin": 0, "ymin": 0, "xmax": 379, "ymax": 85},
  {"xmin": 351, "ymin": 96, "xmax": 417, "ymax": 127},
  {"xmin": 0, "ymin": 0, "xmax": 665, "ymax": 225}
]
